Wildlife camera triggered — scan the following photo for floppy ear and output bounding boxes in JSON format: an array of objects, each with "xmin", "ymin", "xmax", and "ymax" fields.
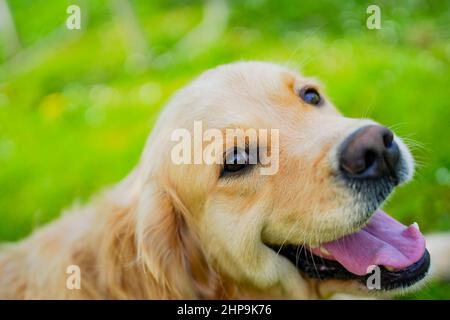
[{"xmin": 134, "ymin": 178, "xmax": 226, "ymax": 299}]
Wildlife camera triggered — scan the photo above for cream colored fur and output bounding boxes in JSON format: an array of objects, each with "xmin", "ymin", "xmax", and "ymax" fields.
[{"xmin": 0, "ymin": 61, "xmax": 448, "ymax": 299}]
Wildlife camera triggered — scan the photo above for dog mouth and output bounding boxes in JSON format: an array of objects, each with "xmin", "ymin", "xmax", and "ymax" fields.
[{"xmin": 267, "ymin": 209, "xmax": 430, "ymax": 291}]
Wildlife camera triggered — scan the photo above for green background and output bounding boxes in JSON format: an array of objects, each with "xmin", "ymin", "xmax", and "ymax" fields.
[{"xmin": 0, "ymin": 0, "xmax": 449, "ymax": 299}]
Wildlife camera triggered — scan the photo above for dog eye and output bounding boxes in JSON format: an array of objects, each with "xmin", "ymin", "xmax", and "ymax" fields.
[
  {"xmin": 300, "ymin": 87, "xmax": 322, "ymax": 106},
  {"xmin": 223, "ymin": 148, "xmax": 250, "ymax": 174}
]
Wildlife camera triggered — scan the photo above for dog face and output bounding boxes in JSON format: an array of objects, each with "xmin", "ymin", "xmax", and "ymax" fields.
[{"xmin": 143, "ymin": 61, "xmax": 427, "ymax": 298}]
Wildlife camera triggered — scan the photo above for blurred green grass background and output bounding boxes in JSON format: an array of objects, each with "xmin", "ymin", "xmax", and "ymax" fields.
[{"xmin": 0, "ymin": 0, "xmax": 449, "ymax": 299}]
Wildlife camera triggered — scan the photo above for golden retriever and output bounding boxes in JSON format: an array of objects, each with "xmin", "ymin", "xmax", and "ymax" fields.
[{"xmin": 0, "ymin": 61, "xmax": 449, "ymax": 299}]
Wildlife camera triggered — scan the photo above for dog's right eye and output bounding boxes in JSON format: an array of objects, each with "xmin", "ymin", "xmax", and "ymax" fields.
[{"xmin": 222, "ymin": 148, "xmax": 250, "ymax": 175}]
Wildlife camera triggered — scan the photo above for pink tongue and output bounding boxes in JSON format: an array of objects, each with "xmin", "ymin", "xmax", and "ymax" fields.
[{"xmin": 312, "ymin": 210, "xmax": 426, "ymax": 276}]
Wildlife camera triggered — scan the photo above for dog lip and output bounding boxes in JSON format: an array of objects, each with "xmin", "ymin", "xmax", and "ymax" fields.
[
  {"xmin": 265, "ymin": 209, "xmax": 428, "ymax": 290},
  {"xmin": 267, "ymin": 243, "xmax": 430, "ymax": 291},
  {"xmin": 308, "ymin": 210, "xmax": 426, "ymax": 276}
]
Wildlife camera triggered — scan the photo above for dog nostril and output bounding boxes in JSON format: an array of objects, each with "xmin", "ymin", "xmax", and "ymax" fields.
[
  {"xmin": 364, "ymin": 150, "xmax": 377, "ymax": 171},
  {"xmin": 384, "ymin": 141, "xmax": 400, "ymax": 170},
  {"xmin": 383, "ymin": 130, "xmax": 394, "ymax": 148}
]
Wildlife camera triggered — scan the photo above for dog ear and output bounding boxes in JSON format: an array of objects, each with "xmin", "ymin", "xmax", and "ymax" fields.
[{"xmin": 134, "ymin": 178, "xmax": 226, "ymax": 299}]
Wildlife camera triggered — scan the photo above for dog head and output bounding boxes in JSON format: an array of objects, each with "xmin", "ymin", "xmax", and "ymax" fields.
[{"xmin": 135, "ymin": 61, "xmax": 428, "ymax": 298}]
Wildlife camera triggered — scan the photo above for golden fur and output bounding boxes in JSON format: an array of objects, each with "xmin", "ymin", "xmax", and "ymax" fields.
[{"xmin": 0, "ymin": 61, "xmax": 449, "ymax": 299}]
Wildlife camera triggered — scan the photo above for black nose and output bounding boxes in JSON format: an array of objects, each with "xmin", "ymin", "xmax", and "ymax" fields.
[{"xmin": 339, "ymin": 125, "xmax": 400, "ymax": 179}]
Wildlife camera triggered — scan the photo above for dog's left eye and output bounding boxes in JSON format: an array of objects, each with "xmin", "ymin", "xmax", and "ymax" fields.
[{"xmin": 300, "ymin": 87, "xmax": 322, "ymax": 106}]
